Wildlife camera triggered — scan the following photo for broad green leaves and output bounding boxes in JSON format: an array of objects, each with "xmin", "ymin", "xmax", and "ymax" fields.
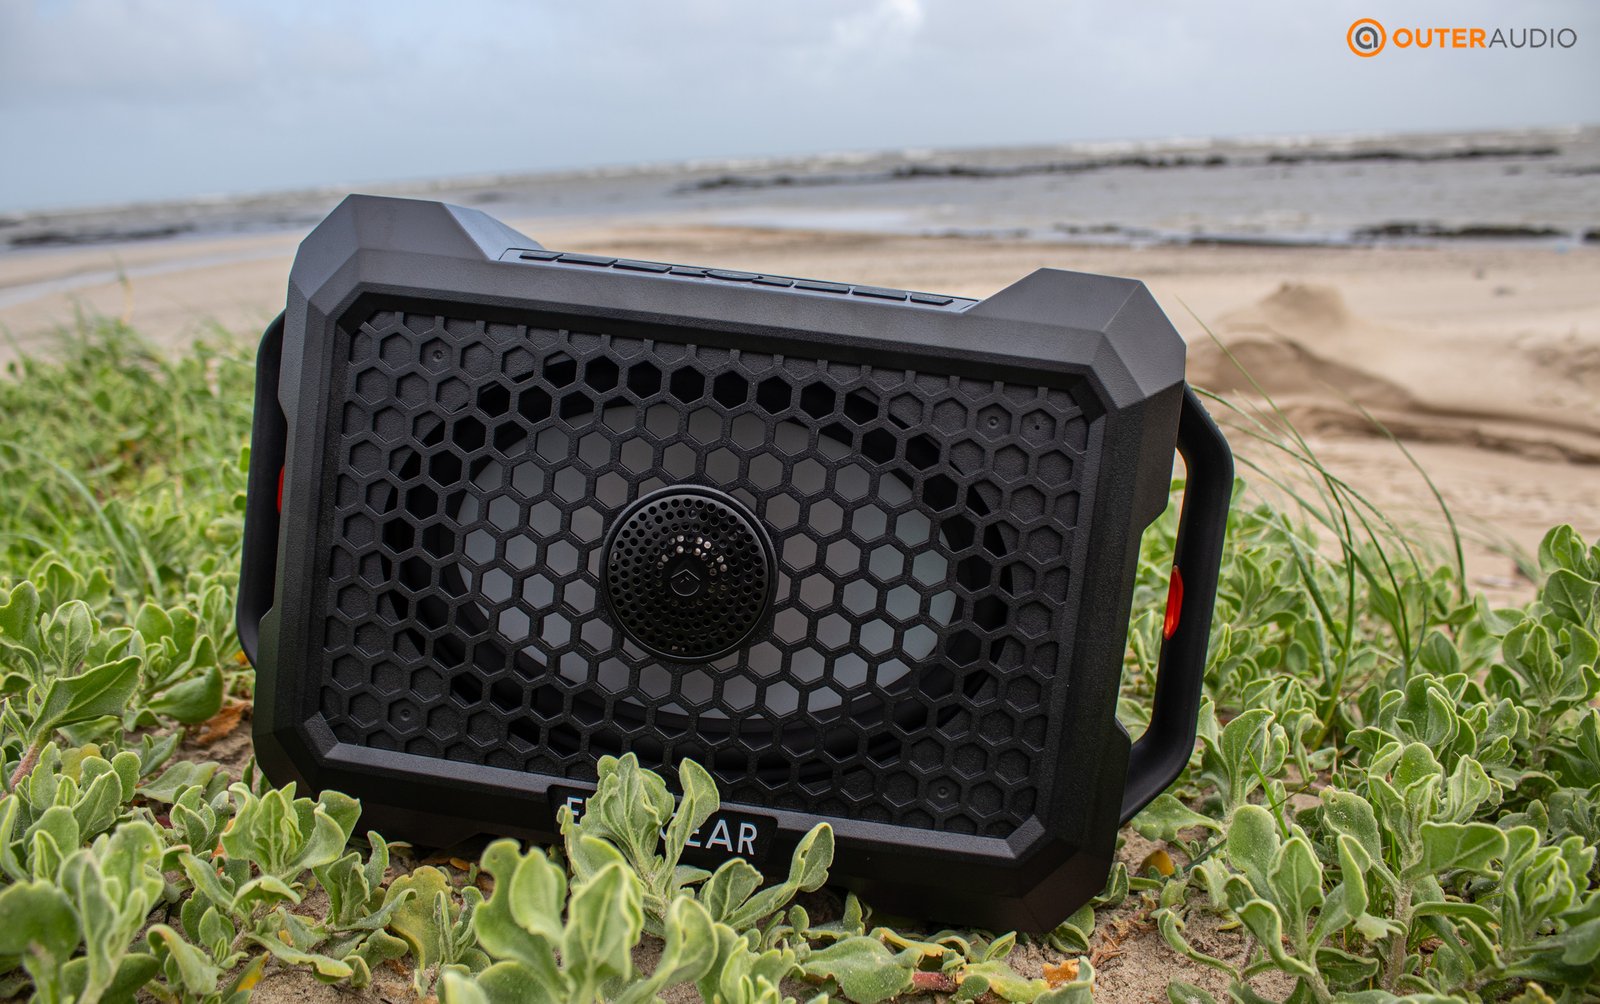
[
  {"xmin": 132, "ymin": 598, "xmax": 228, "ymax": 725},
  {"xmin": 796, "ymin": 937, "xmax": 917, "ymax": 1003},
  {"xmin": 1195, "ymin": 705, "xmax": 1290, "ymax": 824},
  {"xmin": 219, "ymin": 782, "xmax": 359, "ymax": 880},
  {"xmin": 0, "ymin": 820, "xmax": 167, "ymax": 1004},
  {"xmin": 1418, "ymin": 821, "xmax": 1506, "ymax": 874},
  {"xmin": 1136, "ymin": 792, "xmax": 1223, "ymax": 845},
  {"xmin": 560, "ymin": 752, "xmax": 835, "ymax": 940},
  {"xmin": 448, "ymin": 783, "xmax": 777, "ymax": 1004},
  {"xmin": 383, "ymin": 866, "xmax": 487, "ymax": 995},
  {"xmin": 444, "ymin": 756, "xmax": 1078, "ymax": 1003},
  {"xmin": 32, "ymin": 657, "xmax": 142, "ymax": 746},
  {"xmin": 703, "ymin": 822, "xmax": 834, "ymax": 931},
  {"xmin": 1153, "ymin": 523, "xmax": 1600, "ymax": 1003},
  {"xmin": 0, "ymin": 880, "xmax": 80, "ymax": 998},
  {"xmin": 1, "ymin": 579, "xmax": 233, "ymax": 794}
]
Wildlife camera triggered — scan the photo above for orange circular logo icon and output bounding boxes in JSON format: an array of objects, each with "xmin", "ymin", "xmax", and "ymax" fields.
[{"xmin": 1348, "ymin": 18, "xmax": 1386, "ymax": 56}]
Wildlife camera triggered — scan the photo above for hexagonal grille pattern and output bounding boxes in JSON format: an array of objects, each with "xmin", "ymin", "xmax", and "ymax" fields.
[{"xmin": 317, "ymin": 309, "xmax": 1093, "ymax": 837}]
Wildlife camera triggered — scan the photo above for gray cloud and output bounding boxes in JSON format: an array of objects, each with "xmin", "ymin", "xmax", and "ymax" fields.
[{"xmin": 1, "ymin": 0, "xmax": 1596, "ymax": 211}]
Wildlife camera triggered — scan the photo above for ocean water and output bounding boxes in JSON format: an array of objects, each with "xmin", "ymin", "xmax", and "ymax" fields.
[{"xmin": 2, "ymin": 125, "xmax": 1596, "ymax": 253}]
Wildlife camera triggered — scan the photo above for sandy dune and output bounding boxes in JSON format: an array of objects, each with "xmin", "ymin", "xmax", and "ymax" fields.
[{"xmin": 3, "ymin": 222, "xmax": 1598, "ymax": 596}]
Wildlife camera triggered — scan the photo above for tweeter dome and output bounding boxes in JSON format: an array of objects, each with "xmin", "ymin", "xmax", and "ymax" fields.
[
  {"xmin": 239, "ymin": 195, "xmax": 1231, "ymax": 930},
  {"xmin": 601, "ymin": 485, "xmax": 776, "ymax": 663}
]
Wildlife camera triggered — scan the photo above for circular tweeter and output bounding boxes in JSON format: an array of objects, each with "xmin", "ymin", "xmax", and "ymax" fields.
[{"xmin": 601, "ymin": 486, "xmax": 776, "ymax": 662}]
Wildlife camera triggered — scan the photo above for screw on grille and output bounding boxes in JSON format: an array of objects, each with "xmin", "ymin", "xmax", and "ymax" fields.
[{"xmin": 602, "ymin": 486, "xmax": 775, "ymax": 662}]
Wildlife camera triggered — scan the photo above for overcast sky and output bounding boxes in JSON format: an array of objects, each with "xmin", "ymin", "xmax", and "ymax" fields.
[{"xmin": 2, "ymin": 0, "xmax": 1597, "ymax": 213}]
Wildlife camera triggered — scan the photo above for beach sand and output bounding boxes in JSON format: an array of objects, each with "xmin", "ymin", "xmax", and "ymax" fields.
[
  {"xmin": 5, "ymin": 220, "xmax": 1597, "ymax": 591},
  {"xmin": 4, "ymin": 222, "xmax": 1600, "ymax": 1000}
]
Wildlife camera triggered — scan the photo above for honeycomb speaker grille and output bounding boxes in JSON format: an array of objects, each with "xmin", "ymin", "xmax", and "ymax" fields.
[
  {"xmin": 317, "ymin": 309, "xmax": 1092, "ymax": 837},
  {"xmin": 602, "ymin": 486, "xmax": 775, "ymax": 662}
]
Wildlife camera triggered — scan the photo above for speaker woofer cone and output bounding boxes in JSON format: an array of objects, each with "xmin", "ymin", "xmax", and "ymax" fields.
[{"xmin": 383, "ymin": 391, "xmax": 1000, "ymax": 779}]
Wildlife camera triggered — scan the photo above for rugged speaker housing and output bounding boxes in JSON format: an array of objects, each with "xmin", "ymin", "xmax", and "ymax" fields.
[{"xmin": 240, "ymin": 195, "xmax": 1231, "ymax": 931}]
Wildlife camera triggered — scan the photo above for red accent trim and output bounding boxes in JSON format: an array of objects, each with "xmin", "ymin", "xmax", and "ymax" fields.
[
  {"xmin": 1162, "ymin": 566, "xmax": 1184, "ymax": 640},
  {"xmin": 277, "ymin": 466, "xmax": 284, "ymax": 513}
]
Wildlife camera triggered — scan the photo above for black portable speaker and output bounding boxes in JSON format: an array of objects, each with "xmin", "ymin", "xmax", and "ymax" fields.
[{"xmin": 238, "ymin": 194, "xmax": 1231, "ymax": 931}]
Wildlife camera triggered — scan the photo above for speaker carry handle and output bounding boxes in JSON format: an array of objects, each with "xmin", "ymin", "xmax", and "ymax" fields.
[
  {"xmin": 1119, "ymin": 385, "xmax": 1233, "ymax": 824},
  {"xmin": 237, "ymin": 312, "xmax": 287, "ymax": 668}
]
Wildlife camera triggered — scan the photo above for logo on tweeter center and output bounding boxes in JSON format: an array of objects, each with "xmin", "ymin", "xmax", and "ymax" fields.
[
  {"xmin": 668, "ymin": 564, "xmax": 705, "ymax": 598},
  {"xmin": 1346, "ymin": 17, "xmax": 1577, "ymax": 56},
  {"xmin": 1348, "ymin": 18, "xmax": 1385, "ymax": 56}
]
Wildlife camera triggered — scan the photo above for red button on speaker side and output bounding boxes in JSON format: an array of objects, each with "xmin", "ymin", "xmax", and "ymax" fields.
[{"xmin": 1162, "ymin": 566, "xmax": 1184, "ymax": 640}]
